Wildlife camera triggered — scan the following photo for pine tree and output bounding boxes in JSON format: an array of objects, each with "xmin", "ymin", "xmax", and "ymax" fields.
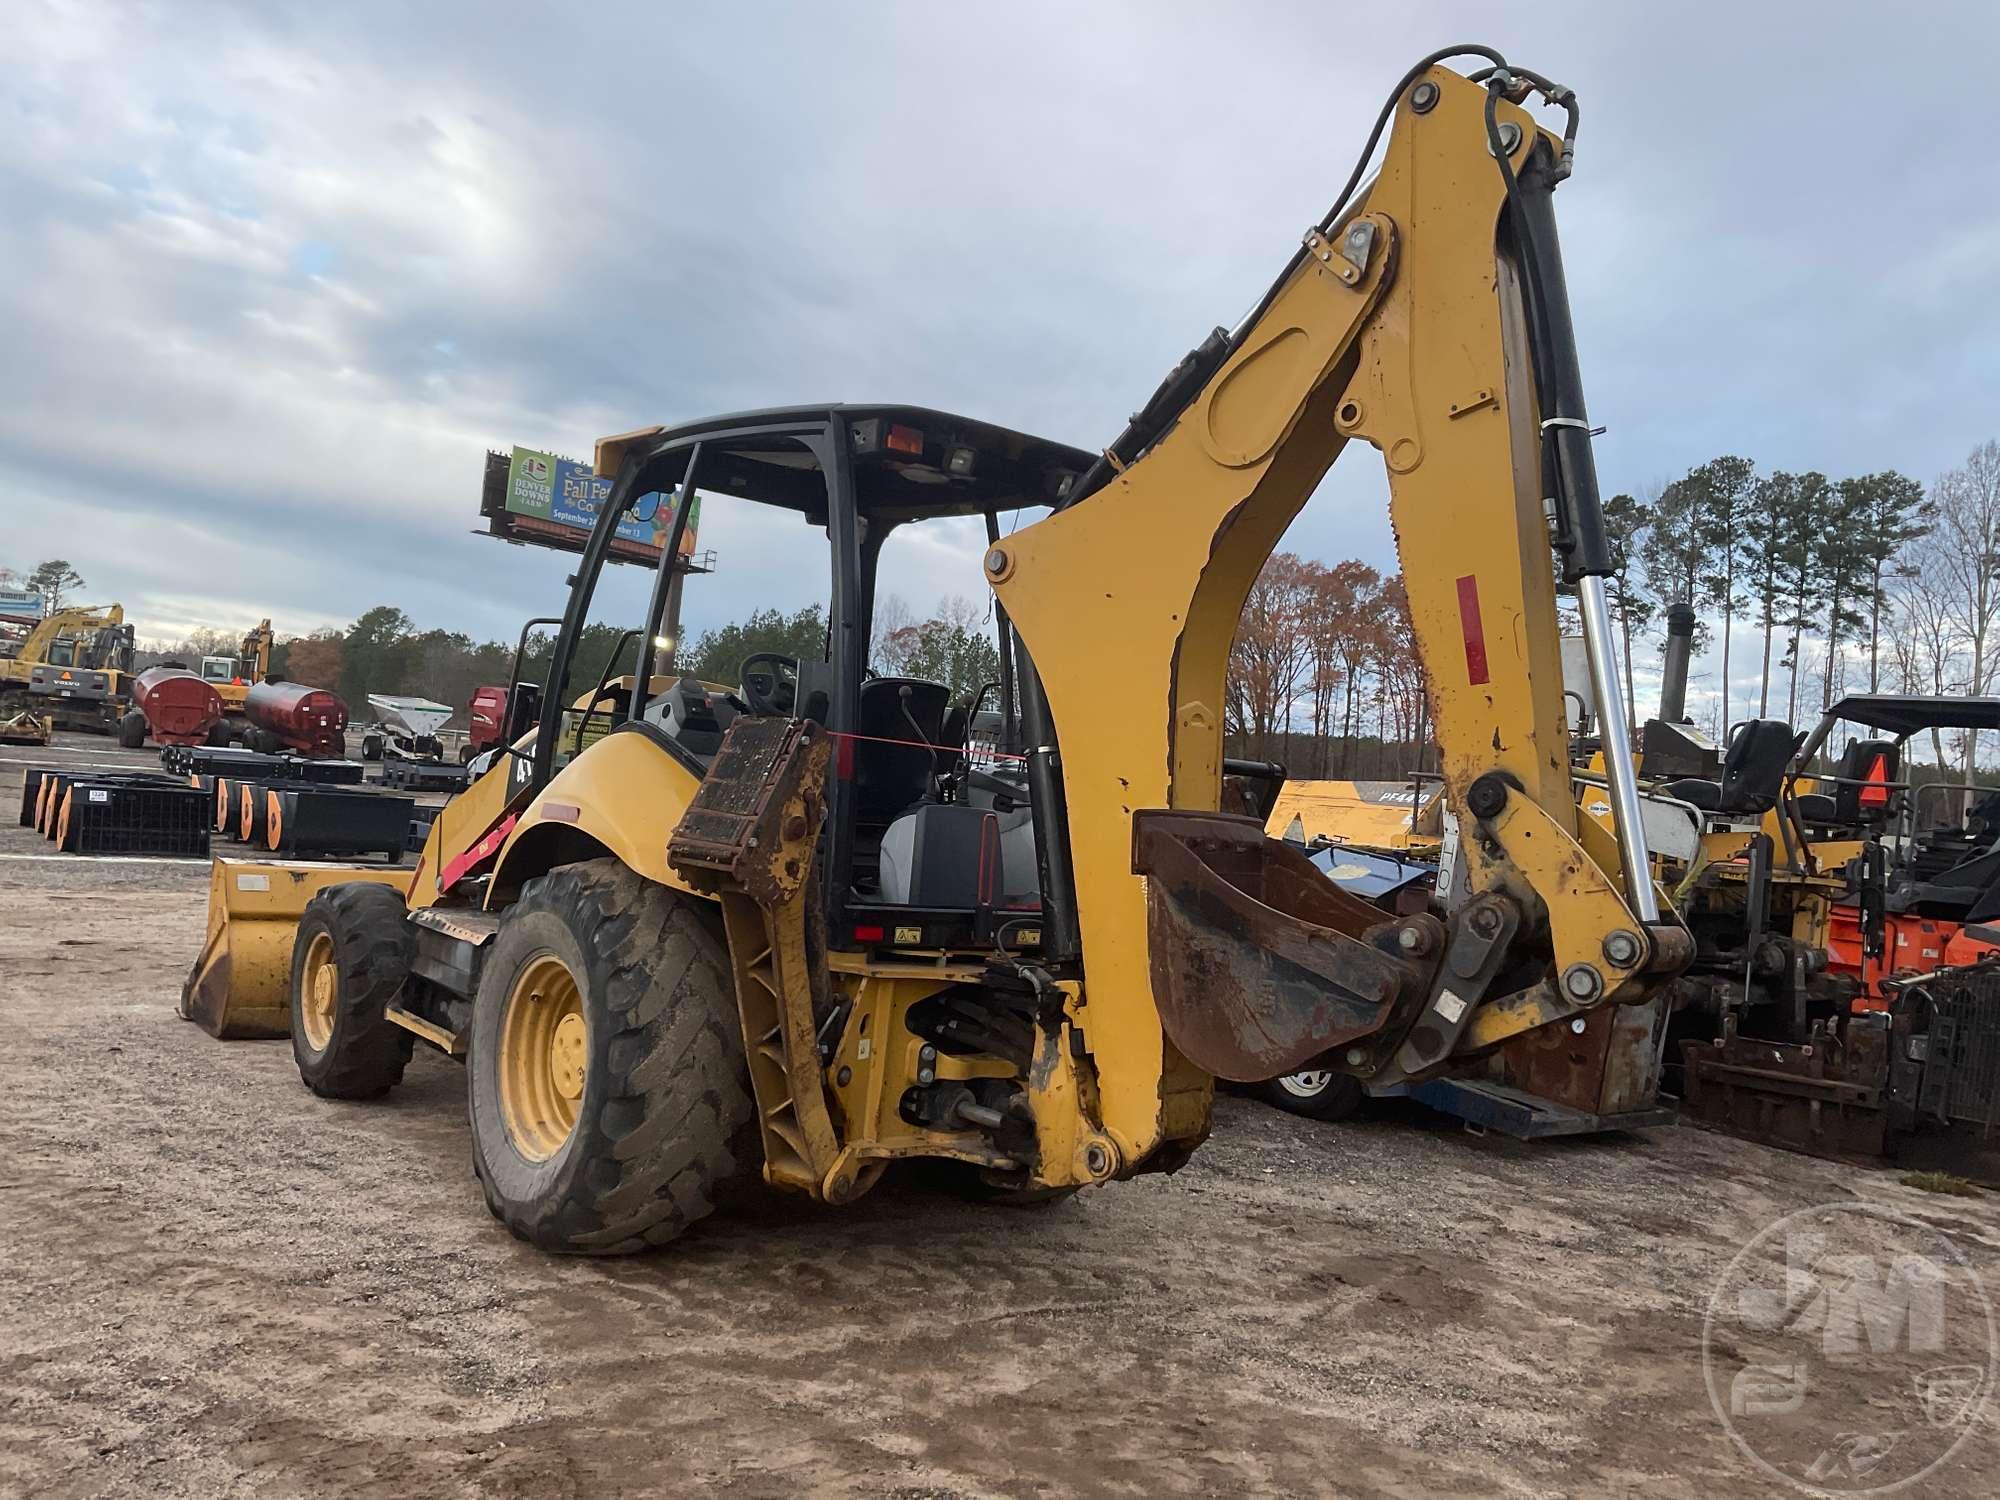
[
  {"xmin": 1690, "ymin": 457, "xmax": 1755, "ymax": 729},
  {"xmin": 1601, "ymin": 492, "xmax": 1656, "ymax": 728},
  {"xmin": 1554, "ymin": 491, "xmax": 1654, "ymax": 729},
  {"xmin": 1838, "ymin": 471, "xmax": 1932, "ymax": 692},
  {"xmin": 1745, "ymin": 472, "xmax": 1814, "ymax": 719},
  {"xmin": 1777, "ymin": 472, "xmax": 1834, "ymax": 725},
  {"xmin": 1639, "ymin": 476, "xmax": 1711, "ymax": 635}
]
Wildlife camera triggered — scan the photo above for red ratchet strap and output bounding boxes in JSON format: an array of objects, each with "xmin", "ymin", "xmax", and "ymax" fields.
[{"xmin": 822, "ymin": 729, "xmax": 1027, "ymax": 762}]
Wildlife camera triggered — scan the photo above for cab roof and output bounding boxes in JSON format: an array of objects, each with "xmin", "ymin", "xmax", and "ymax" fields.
[
  {"xmin": 1822, "ymin": 694, "xmax": 2000, "ymax": 738},
  {"xmin": 598, "ymin": 404, "xmax": 1095, "ymax": 525}
]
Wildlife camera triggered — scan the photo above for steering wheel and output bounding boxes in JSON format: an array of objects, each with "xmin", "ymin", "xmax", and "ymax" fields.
[{"xmin": 740, "ymin": 652, "xmax": 800, "ymax": 716}]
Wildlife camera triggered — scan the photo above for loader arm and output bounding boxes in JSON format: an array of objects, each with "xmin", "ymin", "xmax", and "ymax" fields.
[{"xmin": 991, "ymin": 56, "xmax": 1689, "ymax": 1158}]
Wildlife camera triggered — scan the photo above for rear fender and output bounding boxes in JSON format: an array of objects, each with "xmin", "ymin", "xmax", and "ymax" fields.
[{"xmin": 489, "ymin": 728, "xmax": 706, "ymax": 903}]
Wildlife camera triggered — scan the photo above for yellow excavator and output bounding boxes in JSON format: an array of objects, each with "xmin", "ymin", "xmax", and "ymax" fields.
[
  {"xmin": 206, "ymin": 618, "xmax": 275, "ymax": 730},
  {"xmin": 1, "ymin": 602, "xmax": 134, "ymax": 733},
  {"xmin": 183, "ymin": 47, "xmax": 1690, "ymax": 1253}
]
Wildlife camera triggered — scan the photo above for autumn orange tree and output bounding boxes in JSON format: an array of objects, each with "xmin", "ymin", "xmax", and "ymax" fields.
[{"xmin": 1228, "ymin": 552, "xmax": 1430, "ymax": 773}]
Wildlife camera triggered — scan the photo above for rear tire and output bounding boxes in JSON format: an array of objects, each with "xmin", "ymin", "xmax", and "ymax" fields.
[
  {"xmin": 468, "ymin": 860, "xmax": 755, "ymax": 1254},
  {"xmin": 206, "ymin": 720, "xmax": 234, "ymax": 747},
  {"xmin": 117, "ymin": 711, "xmax": 147, "ymax": 749},
  {"xmin": 289, "ymin": 883, "xmax": 415, "ymax": 1099},
  {"xmin": 1258, "ymin": 1069, "xmax": 1365, "ymax": 1123}
]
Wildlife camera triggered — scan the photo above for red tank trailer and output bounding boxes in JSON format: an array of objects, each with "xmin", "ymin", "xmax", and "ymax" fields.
[
  {"xmin": 243, "ymin": 680, "xmax": 349, "ymax": 759},
  {"xmin": 128, "ymin": 666, "xmax": 224, "ymax": 748}
]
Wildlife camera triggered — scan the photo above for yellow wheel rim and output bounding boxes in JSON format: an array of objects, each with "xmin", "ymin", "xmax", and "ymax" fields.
[
  {"xmin": 499, "ymin": 953, "xmax": 588, "ymax": 1162},
  {"xmin": 300, "ymin": 930, "xmax": 337, "ymax": 1052}
]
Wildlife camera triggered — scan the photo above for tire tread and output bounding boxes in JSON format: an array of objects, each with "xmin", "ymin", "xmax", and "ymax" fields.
[
  {"xmin": 470, "ymin": 860, "xmax": 754, "ymax": 1254},
  {"xmin": 291, "ymin": 882, "xmax": 415, "ymax": 1099}
]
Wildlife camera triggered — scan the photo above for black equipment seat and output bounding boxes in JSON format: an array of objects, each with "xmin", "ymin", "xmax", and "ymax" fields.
[
  {"xmin": 852, "ymin": 677, "xmax": 954, "ymax": 819},
  {"xmin": 1667, "ymin": 719, "xmax": 1795, "ymax": 815},
  {"xmin": 1831, "ymin": 738, "xmax": 1899, "ymax": 825},
  {"xmin": 643, "ymin": 677, "xmax": 739, "ymax": 760}
]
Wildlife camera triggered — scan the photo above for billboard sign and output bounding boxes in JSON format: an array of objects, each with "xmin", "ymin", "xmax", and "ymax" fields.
[
  {"xmin": 0, "ymin": 587, "xmax": 44, "ymax": 619},
  {"xmin": 496, "ymin": 446, "xmax": 701, "ymax": 565}
]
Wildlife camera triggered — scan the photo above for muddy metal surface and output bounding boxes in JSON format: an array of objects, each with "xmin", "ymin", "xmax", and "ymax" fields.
[{"xmin": 2, "ymin": 738, "xmax": 1998, "ymax": 1497}]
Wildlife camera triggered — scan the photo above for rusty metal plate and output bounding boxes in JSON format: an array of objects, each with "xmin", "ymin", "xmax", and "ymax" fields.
[
  {"xmin": 1680, "ymin": 1026, "xmax": 1891, "ymax": 1162},
  {"xmin": 1132, "ymin": 809, "xmax": 1429, "ymax": 1081},
  {"xmin": 1501, "ymin": 996, "xmax": 1666, "ymax": 1114},
  {"xmin": 668, "ymin": 716, "xmax": 828, "ymax": 903}
]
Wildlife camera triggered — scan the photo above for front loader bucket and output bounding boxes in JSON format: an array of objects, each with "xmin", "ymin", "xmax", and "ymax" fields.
[
  {"xmin": 179, "ymin": 859, "xmax": 408, "ymax": 1038},
  {"xmin": 1131, "ymin": 810, "xmax": 1433, "ymax": 1081}
]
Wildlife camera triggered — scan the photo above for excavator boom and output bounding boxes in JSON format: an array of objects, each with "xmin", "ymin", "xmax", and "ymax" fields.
[{"xmin": 990, "ymin": 54, "xmax": 1688, "ymax": 1151}]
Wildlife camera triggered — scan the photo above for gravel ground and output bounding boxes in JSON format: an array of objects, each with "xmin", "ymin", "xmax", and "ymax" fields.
[{"xmin": 2, "ymin": 738, "xmax": 1997, "ymax": 1497}]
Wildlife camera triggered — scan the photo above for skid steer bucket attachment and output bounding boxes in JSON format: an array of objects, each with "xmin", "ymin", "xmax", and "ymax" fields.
[
  {"xmin": 180, "ymin": 860, "xmax": 409, "ymax": 1038},
  {"xmin": 1131, "ymin": 810, "xmax": 1436, "ymax": 1081}
]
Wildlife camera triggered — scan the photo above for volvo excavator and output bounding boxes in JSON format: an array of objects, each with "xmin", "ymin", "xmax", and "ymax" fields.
[
  {"xmin": 182, "ymin": 48, "xmax": 1691, "ymax": 1253},
  {"xmin": 0, "ymin": 602, "xmax": 134, "ymax": 733}
]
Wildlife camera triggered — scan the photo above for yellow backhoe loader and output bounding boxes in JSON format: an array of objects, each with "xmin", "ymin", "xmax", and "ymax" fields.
[{"xmin": 183, "ymin": 47, "xmax": 1690, "ymax": 1253}]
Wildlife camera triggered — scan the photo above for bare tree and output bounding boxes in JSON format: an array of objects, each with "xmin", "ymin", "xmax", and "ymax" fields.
[
  {"xmin": 1887, "ymin": 529, "xmax": 1965, "ymax": 769},
  {"xmin": 1326, "ymin": 560, "xmax": 1383, "ymax": 772},
  {"xmin": 1227, "ymin": 553, "xmax": 1317, "ymax": 760},
  {"xmin": 1931, "ymin": 441, "xmax": 2000, "ymax": 783}
]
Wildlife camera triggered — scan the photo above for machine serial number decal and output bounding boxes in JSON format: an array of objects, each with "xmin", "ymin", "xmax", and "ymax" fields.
[{"xmin": 236, "ymin": 874, "xmax": 271, "ymax": 891}]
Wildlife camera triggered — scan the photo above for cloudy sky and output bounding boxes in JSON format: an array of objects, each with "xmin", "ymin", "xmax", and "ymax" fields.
[{"xmin": 5, "ymin": 2, "xmax": 1998, "ymax": 711}]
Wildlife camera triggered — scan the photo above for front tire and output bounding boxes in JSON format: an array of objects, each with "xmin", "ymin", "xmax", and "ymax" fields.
[
  {"xmin": 468, "ymin": 860, "xmax": 755, "ymax": 1254},
  {"xmin": 117, "ymin": 710, "xmax": 147, "ymax": 749},
  {"xmin": 290, "ymin": 883, "xmax": 415, "ymax": 1099},
  {"xmin": 1258, "ymin": 1068, "xmax": 1365, "ymax": 1123}
]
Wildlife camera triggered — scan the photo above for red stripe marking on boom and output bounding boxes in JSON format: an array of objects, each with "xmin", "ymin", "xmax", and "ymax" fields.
[{"xmin": 1456, "ymin": 574, "xmax": 1490, "ymax": 686}]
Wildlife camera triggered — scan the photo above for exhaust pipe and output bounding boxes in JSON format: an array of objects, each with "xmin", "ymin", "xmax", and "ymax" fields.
[{"xmin": 1659, "ymin": 602, "xmax": 1696, "ymax": 724}]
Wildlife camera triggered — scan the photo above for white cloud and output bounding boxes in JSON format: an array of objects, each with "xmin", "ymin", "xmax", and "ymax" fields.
[{"xmin": 2, "ymin": 0, "xmax": 1997, "ymax": 678}]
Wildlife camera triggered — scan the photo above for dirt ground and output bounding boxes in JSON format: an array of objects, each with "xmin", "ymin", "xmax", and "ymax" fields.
[{"xmin": 2, "ymin": 738, "xmax": 1997, "ymax": 1498}]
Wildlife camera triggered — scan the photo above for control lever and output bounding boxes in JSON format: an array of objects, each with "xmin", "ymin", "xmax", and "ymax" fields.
[{"xmin": 898, "ymin": 684, "xmax": 939, "ymax": 788}]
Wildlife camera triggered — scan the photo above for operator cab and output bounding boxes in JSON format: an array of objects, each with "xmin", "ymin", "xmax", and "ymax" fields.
[{"xmin": 528, "ymin": 405, "xmax": 1092, "ymax": 953}]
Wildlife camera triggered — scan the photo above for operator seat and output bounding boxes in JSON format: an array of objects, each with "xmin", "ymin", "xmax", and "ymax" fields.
[
  {"xmin": 641, "ymin": 677, "xmax": 738, "ymax": 760},
  {"xmin": 1794, "ymin": 738, "xmax": 1900, "ymax": 828},
  {"xmin": 1666, "ymin": 719, "xmax": 1795, "ymax": 815},
  {"xmin": 852, "ymin": 677, "xmax": 953, "ymax": 820}
]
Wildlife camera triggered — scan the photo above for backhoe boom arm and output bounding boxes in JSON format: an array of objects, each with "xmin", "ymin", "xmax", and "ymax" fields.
[{"xmin": 991, "ymin": 57, "xmax": 1688, "ymax": 1165}]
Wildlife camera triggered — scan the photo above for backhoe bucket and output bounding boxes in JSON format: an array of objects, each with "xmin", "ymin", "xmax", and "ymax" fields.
[
  {"xmin": 180, "ymin": 859, "xmax": 408, "ymax": 1038},
  {"xmin": 1131, "ymin": 811, "xmax": 1434, "ymax": 1081}
]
